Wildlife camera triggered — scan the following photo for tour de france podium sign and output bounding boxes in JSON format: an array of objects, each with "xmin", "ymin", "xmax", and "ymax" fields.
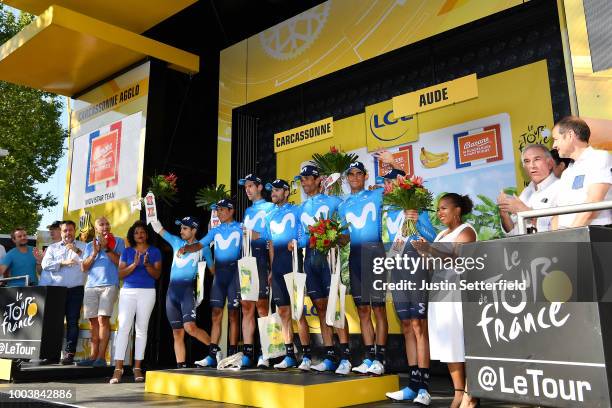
[
  {"xmin": 460, "ymin": 226, "xmax": 612, "ymax": 408},
  {"xmin": 0, "ymin": 286, "xmax": 66, "ymax": 360}
]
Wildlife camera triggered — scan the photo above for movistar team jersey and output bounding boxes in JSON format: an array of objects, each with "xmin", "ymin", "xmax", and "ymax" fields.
[
  {"xmin": 200, "ymin": 221, "xmax": 243, "ymax": 265},
  {"xmin": 338, "ymin": 189, "xmax": 383, "ymax": 245},
  {"xmin": 297, "ymin": 193, "xmax": 343, "ymax": 248},
  {"xmin": 243, "ymin": 199, "xmax": 275, "ymax": 245},
  {"xmin": 382, "ymin": 208, "xmax": 438, "ymax": 243},
  {"xmin": 262, "ymin": 203, "xmax": 301, "ymax": 248},
  {"xmin": 161, "ymin": 231, "xmax": 203, "ymax": 283}
]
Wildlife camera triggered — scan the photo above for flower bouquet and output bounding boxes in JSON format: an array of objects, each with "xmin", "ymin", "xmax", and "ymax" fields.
[
  {"xmin": 308, "ymin": 216, "xmax": 348, "ymax": 254},
  {"xmin": 383, "ymin": 174, "xmax": 433, "ymax": 237},
  {"xmin": 148, "ymin": 173, "xmax": 178, "ymax": 206},
  {"xmin": 311, "ymin": 146, "xmax": 358, "ymax": 196}
]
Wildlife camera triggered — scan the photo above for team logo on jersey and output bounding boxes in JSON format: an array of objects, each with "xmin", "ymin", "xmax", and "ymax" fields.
[
  {"xmin": 215, "ymin": 231, "xmax": 241, "ymax": 250},
  {"xmin": 174, "ymin": 251, "xmax": 199, "ymax": 268},
  {"xmin": 386, "ymin": 211, "xmax": 404, "ymax": 236},
  {"xmin": 270, "ymin": 213, "xmax": 296, "ymax": 234},
  {"xmin": 347, "ymin": 202, "xmax": 376, "ymax": 229},
  {"xmin": 300, "ymin": 205, "xmax": 329, "ymax": 226},
  {"xmin": 244, "ymin": 210, "xmax": 267, "ymax": 229}
]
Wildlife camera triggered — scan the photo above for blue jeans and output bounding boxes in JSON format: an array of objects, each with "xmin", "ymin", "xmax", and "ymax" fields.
[{"xmin": 65, "ymin": 286, "xmax": 84, "ymax": 353}]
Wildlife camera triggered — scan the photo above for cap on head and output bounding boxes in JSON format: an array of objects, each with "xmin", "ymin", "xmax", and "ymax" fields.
[
  {"xmin": 175, "ymin": 216, "xmax": 200, "ymax": 229},
  {"xmin": 47, "ymin": 220, "xmax": 62, "ymax": 230},
  {"xmin": 216, "ymin": 199, "xmax": 235, "ymax": 209},
  {"xmin": 296, "ymin": 165, "xmax": 320, "ymax": 180},
  {"xmin": 238, "ymin": 174, "xmax": 262, "ymax": 186},
  {"xmin": 346, "ymin": 161, "xmax": 366, "ymax": 174},
  {"xmin": 265, "ymin": 179, "xmax": 290, "ymax": 191},
  {"xmin": 375, "ymin": 168, "xmax": 406, "ymax": 184}
]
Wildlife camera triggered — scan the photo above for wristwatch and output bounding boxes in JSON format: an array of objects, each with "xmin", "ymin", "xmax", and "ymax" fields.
[{"xmin": 105, "ymin": 248, "xmax": 113, "ymax": 253}]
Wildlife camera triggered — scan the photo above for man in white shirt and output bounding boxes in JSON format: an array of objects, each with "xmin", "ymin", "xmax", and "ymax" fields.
[
  {"xmin": 551, "ymin": 116, "xmax": 612, "ymax": 229},
  {"xmin": 498, "ymin": 144, "xmax": 560, "ymax": 234},
  {"xmin": 40, "ymin": 220, "xmax": 86, "ymax": 364}
]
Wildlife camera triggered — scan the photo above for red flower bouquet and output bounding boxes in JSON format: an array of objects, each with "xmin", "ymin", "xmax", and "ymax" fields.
[
  {"xmin": 149, "ymin": 173, "xmax": 179, "ymax": 206},
  {"xmin": 308, "ymin": 216, "xmax": 348, "ymax": 253},
  {"xmin": 382, "ymin": 174, "xmax": 433, "ymax": 236}
]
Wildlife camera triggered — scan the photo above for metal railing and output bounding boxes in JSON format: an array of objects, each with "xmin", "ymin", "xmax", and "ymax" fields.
[
  {"xmin": 516, "ymin": 200, "xmax": 612, "ymax": 235},
  {"xmin": 0, "ymin": 275, "xmax": 30, "ymax": 286}
]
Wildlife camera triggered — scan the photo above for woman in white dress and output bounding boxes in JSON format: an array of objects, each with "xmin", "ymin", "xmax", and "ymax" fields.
[{"xmin": 412, "ymin": 193, "xmax": 478, "ymax": 408}]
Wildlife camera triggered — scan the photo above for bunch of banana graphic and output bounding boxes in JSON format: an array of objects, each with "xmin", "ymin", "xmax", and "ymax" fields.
[{"xmin": 420, "ymin": 147, "xmax": 449, "ymax": 168}]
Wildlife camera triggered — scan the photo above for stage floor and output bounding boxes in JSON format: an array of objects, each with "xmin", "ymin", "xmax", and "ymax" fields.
[{"xmin": 0, "ymin": 371, "xmax": 534, "ymax": 407}]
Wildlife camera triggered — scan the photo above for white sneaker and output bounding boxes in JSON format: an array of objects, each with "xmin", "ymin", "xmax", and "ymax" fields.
[
  {"xmin": 298, "ymin": 356, "xmax": 311, "ymax": 371},
  {"xmin": 352, "ymin": 358, "xmax": 372, "ymax": 374},
  {"xmin": 311, "ymin": 358, "xmax": 337, "ymax": 372},
  {"xmin": 366, "ymin": 360, "xmax": 384, "ymax": 375},
  {"xmin": 335, "ymin": 359, "xmax": 352, "ymax": 375},
  {"xmin": 273, "ymin": 356, "xmax": 297, "ymax": 369},
  {"xmin": 195, "ymin": 350, "xmax": 222, "ymax": 368},
  {"xmin": 257, "ymin": 355, "xmax": 269, "ymax": 368},
  {"xmin": 413, "ymin": 389, "xmax": 432, "ymax": 406}
]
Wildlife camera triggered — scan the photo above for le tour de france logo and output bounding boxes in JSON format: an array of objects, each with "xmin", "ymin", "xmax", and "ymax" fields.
[{"xmin": 2, "ymin": 291, "xmax": 38, "ymax": 335}]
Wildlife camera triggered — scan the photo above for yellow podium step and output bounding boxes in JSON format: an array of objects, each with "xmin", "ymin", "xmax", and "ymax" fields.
[{"xmin": 145, "ymin": 368, "xmax": 399, "ymax": 408}]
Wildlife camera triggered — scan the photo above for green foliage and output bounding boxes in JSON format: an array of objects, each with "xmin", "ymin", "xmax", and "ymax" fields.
[
  {"xmin": 311, "ymin": 147, "xmax": 358, "ymax": 176},
  {"xmin": 195, "ymin": 184, "xmax": 230, "ymax": 209},
  {"xmin": 428, "ymin": 190, "xmax": 513, "ymax": 241},
  {"xmin": 0, "ymin": 6, "xmax": 66, "ymax": 233}
]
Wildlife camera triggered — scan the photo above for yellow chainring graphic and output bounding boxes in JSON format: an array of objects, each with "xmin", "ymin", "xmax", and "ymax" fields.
[{"xmin": 259, "ymin": 2, "xmax": 331, "ymax": 60}]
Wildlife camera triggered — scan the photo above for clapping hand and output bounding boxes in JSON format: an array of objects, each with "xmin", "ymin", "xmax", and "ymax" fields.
[
  {"xmin": 132, "ymin": 251, "xmax": 141, "ymax": 267},
  {"xmin": 92, "ymin": 238, "xmax": 101, "ymax": 255},
  {"xmin": 411, "ymin": 237, "xmax": 430, "ymax": 256},
  {"xmin": 98, "ymin": 234, "xmax": 108, "ymax": 249},
  {"xmin": 143, "ymin": 252, "xmax": 150, "ymax": 266},
  {"xmin": 33, "ymin": 248, "xmax": 43, "ymax": 263},
  {"xmin": 497, "ymin": 191, "xmax": 529, "ymax": 214}
]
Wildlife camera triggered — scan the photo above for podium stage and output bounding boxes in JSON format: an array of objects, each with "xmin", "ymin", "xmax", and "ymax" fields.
[{"xmin": 145, "ymin": 368, "xmax": 398, "ymax": 408}]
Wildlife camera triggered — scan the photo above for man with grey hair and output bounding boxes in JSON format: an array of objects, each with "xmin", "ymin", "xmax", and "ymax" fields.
[{"xmin": 497, "ymin": 144, "xmax": 560, "ymax": 234}]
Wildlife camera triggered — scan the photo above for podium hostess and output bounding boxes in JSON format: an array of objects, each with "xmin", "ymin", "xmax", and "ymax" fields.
[{"xmin": 461, "ymin": 226, "xmax": 612, "ymax": 407}]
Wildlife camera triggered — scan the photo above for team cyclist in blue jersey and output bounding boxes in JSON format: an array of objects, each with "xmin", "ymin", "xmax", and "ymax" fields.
[
  {"xmin": 337, "ymin": 155, "xmax": 399, "ymax": 376},
  {"xmin": 378, "ymin": 169, "xmax": 436, "ymax": 405},
  {"xmin": 255, "ymin": 179, "xmax": 312, "ymax": 369},
  {"xmin": 238, "ymin": 174, "xmax": 276, "ymax": 368},
  {"xmin": 291, "ymin": 165, "xmax": 352, "ymax": 374},
  {"xmin": 189, "ymin": 199, "xmax": 243, "ymax": 368},
  {"xmin": 151, "ymin": 217, "xmax": 212, "ymax": 368}
]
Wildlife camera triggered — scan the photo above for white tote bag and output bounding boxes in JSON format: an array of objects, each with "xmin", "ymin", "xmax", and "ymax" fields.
[
  {"xmin": 238, "ymin": 229, "xmax": 260, "ymax": 301},
  {"xmin": 325, "ymin": 247, "xmax": 347, "ymax": 329},
  {"xmin": 195, "ymin": 249, "xmax": 206, "ymax": 307},
  {"xmin": 283, "ymin": 240, "xmax": 307, "ymax": 321},
  {"xmin": 257, "ymin": 291, "xmax": 286, "ymax": 360}
]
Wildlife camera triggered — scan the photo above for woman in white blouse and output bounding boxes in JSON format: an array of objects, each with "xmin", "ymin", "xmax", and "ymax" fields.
[{"xmin": 413, "ymin": 193, "xmax": 478, "ymax": 408}]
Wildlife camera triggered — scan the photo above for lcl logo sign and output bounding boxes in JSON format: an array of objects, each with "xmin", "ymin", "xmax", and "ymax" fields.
[{"xmin": 369, "ymin": 110, "xmax": 415, "ymax": 141}]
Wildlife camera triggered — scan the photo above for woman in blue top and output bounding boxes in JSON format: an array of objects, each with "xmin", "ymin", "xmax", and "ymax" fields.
[{"xmin": 111, "ymin": 221, "xmax": 161, "ymax": 384}]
